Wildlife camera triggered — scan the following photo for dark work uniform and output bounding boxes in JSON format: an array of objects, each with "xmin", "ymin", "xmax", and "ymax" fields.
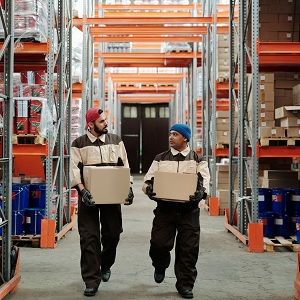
[{"xmin": 143, "ymin": 146, "xmax": 210, "ymax": 292}]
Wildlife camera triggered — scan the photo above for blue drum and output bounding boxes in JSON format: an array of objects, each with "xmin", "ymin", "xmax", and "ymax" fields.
[{"xmin": 258, "ymin": 188, "xmax": 272, "ymax": 214}]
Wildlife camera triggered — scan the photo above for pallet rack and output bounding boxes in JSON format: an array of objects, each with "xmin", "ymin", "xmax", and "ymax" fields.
[
  {"xmin": 0, "ymin": 0, "xmax": 74, "ymax": 295},
  {"xmin": 224, "ymin": 0, "xmax": 300, "ymax": 252}
]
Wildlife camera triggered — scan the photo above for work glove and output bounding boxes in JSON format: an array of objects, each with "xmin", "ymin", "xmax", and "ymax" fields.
[
  {"xmin": 189, "ymin": 189, "xmax": 206, "ymax": 203},
  {"xmin": 146, "ymin": 178, "xmax": 157, "ymax": 200},
  {"xmin": 80, "ymin": 188, "xmax": 95, "ymax": 206},
  {"xmin": 125, "ymin": 187, "xmax": 134, "ymax": 205}
]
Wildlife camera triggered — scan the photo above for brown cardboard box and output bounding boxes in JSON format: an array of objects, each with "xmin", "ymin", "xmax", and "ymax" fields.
[
  {"xmin": 263, "ymin": 170, "xmax": 299, "ymax": 180},
  {"xmin": 259, "ymin": 127, "xmax": 285, "ymax": 138},
  {"xmin": 153, "ymin": 171, "xmax": 197, "ymax": 202},
  {"xmin": 275, "ymin": 106, "xmax": 300, "ymax": 119},
  {"xmin": 83, "ymin": 166, "xmax": 130, "ymax": 204},
  {"xmin": 280, "ymin": 117, "xmax": 300, "ymax": 127},
  {"xmin": 262, "ymin": 178, "xmax": 299, "ymax": 188}
]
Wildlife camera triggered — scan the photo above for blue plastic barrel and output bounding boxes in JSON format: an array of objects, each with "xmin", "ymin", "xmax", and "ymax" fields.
[
  {"xmin": 25, "ymin": 208, "xmax": 45, "ymax": 235},
  {"xmin": 12, "ymin": 183, "xmax": 30, "ymax": 211},
  {"xmin": 296, "ymin": 217, "xmax": 300, "ymax": 243},
  {"xmin": 258, "ymin": 188, "xmax": 272, "ymax": 214},
  {"xmin": 30, "ymin": 183, "xmax": 46, "ymax": 208},
  {"xmin": 291, "ymin": 189, "xmax": 300, "ymax": 217},
  {"xmin": 274, "ymin": 215, "xmax": 291, "ymax": 238},
  {"xmin": 272, "ymin": 189, "xmax": 292, "ymax": 217},
  {"xmin": 259, "ymin": 211, "xmax": 275, "ymax": 238},
  {"xmin": 12, "ymin": 210, "xmax": 25, "ymax": 235}
]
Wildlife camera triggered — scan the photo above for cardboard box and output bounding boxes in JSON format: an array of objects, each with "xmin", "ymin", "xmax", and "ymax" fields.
[
  {"xmin": 275, "ymin": 106, "xmax": 300, "ymax": 119},
  {"xmin": 83, "ymin": 166, "xmax": 130, "ymax": 204},
  {"xmin": 263, "ymin": 170, "xmax": 299, "ymax": 180},
  {"xmin": 153, "ymin": 171, "xmax": 197, "ymax": 202}
]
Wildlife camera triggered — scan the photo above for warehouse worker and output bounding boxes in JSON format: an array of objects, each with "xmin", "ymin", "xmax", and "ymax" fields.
[
  {"xmin": 142, "ymin": 123, "xmax": 210, "ymax": 300},
  {"xmin": 70, "ymin": 108, "xmax": 134, "ymax": 297}
]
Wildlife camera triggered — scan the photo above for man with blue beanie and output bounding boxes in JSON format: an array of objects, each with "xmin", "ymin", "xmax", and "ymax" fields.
[{"xmin": 142, "ymin": 123, "xmax": 210, "ymax": 299}]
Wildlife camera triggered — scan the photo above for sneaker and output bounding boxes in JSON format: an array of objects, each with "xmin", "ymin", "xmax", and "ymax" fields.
[
  {"xmin": 154, "ymin": 269, "xmax": 165, "ymax": 283},
  {"xmin": 102, "ymin": 269, "xmax": 111, "ymax": 282}
]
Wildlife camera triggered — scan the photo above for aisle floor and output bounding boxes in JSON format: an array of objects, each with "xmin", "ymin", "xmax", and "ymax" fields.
[{"xmin": 5, "ymin": 175, "xmax": 297, "ymax": 300}]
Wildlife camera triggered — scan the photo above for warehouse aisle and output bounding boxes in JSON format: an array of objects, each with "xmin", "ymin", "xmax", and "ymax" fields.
[{"xmin": 5, "ymin": 175, "xmax": 297, "ymax": 300}]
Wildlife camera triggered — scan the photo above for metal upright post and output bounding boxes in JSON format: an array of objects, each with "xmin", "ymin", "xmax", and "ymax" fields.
[
  {"xmin": 228, "ymin": 0, "xmax": 238, "ymax": 224},
  {"xmin": 237, "ymin": 0, "xmax": 249, "ymax": 235},
  {"xmin": 251, "ymin": 0, "xmax": 260, "ymax": 223},
  {"xmin": 1, "ymin": 0, "xmax": 14, "ymax": 281},
  {"xmin": 210, "ymin": 0, "xmax": 217, "ymax": 197}
]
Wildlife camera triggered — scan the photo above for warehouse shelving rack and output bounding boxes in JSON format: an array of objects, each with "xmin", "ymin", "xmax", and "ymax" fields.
[
  {"xmin": 225, "ymin": 0, "xmax": 300, "ymax": 252},
  {"xmin": 0, "ymin": 0, "xmax": 75, "ymax": 293},
  {"xmin": 0, "ymin": 1, "xmax": 21, "ymax": 297},
  {"xmin": 74, "ymin": 1, "xmax": 231, "ymax": 146}
]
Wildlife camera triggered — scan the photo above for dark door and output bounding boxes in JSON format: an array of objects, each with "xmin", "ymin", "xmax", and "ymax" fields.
[
  {"xmin": 121, "ymin": 103, "xmax": 169, "ymax": 174},
  {"xmin": 141, "ymin": 104, "xmax": 169, "ymax": 173},
  {"xmin": 121, "ymin": 105, "xmax": 141, "ymax": 173}
]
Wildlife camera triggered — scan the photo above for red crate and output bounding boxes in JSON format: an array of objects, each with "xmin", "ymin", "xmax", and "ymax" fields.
[
  {"xmin": 29, "ymin": 116, "xmax": 41, "ymax": 134},
  {"xmin": 15, "ymin": 117, "xmax": 29, "ymax": 134},
  {"xmin": 29, "ymin": 100, "xmax": 42, "ymax": 117}
]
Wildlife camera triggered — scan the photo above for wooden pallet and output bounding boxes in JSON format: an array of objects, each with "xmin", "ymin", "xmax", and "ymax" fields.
[
  {"xmin": 11, "ymin": 234, "xmax": 41, "ymax": 248},
  {"xmin": 12, "ymin": 134, "xmax": 46, "ymax": 145},
  {"xmin": 170, "ymin": 48, "xmax": 192, "ymax": 53},
  {"xmin": 263, "ymin": 236, "xmax": 300, "ymax": 252},
  {"xmin": 260, "ymin": 137, "xmax": 300, "ymax": 147}
]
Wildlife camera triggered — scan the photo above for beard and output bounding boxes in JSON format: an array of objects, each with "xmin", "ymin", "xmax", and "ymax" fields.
[{"xmin": 94, "ymin": 124, "xmax": 108, "ymax": 135}]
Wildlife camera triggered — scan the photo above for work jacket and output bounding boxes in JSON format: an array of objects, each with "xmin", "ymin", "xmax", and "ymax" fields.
[
  {"xmin": 142, "ymin": 146, "xmax": 210, "ymax": 212},
  {"xmin": 70, "ymin": 130, "xmax": 131, "ymax": 188}
]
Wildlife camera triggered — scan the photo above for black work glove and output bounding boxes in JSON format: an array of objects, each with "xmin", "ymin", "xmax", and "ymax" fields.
[
  {"xmin": 125, "ymin": 187, "xmax": 134, "ymax": 205},
  {"xmin": 189, "ymin": 189, "xmax": 206, "ymax": 203},
  {"xmin": 146, "ymin": 178, "xmax": 157, "ymax": 200},
  {"xmin": 80, "ymin": 188, "xmax": 95, "ymax": 206}
]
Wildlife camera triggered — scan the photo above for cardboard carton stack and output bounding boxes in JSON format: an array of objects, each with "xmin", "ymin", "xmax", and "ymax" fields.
[
  {"xmin": 262, "ymin": 170, "xmax": 299, "ymax": 188},
  {"xmin": 259, "ymin": 0, "xmax": 300, "ymax": 42},
  {"xmin": 275, "ymin": 106, "xmax": 300, "ymax": 138},
  {"xmin": 215, "ymin": 163, "xmax": 238, "ymax": 214},
  {"xmin": 293, "ymin": 84, "xmax": 300, "ymax": 105},
  {"xmin": 216, "ymin": 34, "xmax": 238, "ymax": 81},
  {"xmin": 216, "ymin": 111, "xmax": 238, "ymax": 146}
]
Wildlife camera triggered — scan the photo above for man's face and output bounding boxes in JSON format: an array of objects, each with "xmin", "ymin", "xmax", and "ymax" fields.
[
  {"xmin": 169, "ymin": 130, "xmax": 187, "ymax": 151},
  {"xmin": 90, "ymin": 114, "xmax": 108, "ymax": 136}
]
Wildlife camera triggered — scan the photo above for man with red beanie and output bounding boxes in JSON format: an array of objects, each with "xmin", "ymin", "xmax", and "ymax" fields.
[
  {"xmin": 142, "ymin": 123, "xmax": 210, "ymax": 299},
  {"xmin": 70, "ymin": 108, "xmax": 134, "ymax": 297}
]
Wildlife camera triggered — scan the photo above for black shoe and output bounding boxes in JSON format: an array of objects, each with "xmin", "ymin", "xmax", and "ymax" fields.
[
  {"xmin": 102, "ymin": 269, "xmax": 111, "ymax": 282},
  {"xmin": 154, "ymin": 269, "xmax": 165, "ymax": 283},
  {"xmin": 84, "ymin": 287, "xmax": 98, "ymax": 297},
  {"xmin": 178, "ymin": 290, "xmax": 193, "ymax": 299}
]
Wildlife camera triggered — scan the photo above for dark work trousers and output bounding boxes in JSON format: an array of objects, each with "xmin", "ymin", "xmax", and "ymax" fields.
[
  {"xmin": 149, "ymin": 207, "xmax": 200, "ymax": 292},
  {"xmin": 77, "ymin": 199, "xmax": 123, "ymax": 288}
]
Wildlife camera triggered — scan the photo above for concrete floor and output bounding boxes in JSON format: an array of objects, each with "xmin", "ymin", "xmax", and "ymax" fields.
[{"xmin": 4, "ymin": 175, "xmax": 298, "ymax": 300}]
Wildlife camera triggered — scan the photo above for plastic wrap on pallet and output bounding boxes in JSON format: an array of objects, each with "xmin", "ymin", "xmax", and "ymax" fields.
[
  {"xmin": 0, "ymin": 0, "xmax": 48, "ymax": 42},
  {"xmin": 72, "ymin": 27, "xmax": 83, "ymax": 83}
]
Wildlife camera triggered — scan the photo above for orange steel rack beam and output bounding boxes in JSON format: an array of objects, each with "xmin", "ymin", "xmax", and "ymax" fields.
[
  {"xmin": 73, "ymin": 16, "xmax": 213, "ymax": 25},
  {"xmin": 90, "ymin": 25, "xmax": 207, "ymax": 35},
  {"xmin": 119, "ymin": 95, "xmax": 173, "ymax": 103},
  {"xmin": 257, "ymin": 40, "xmax": 300, "ymax": 65},
  {"xmin": 94, "ymin": 36, "xmax": 202, "ymax": 42}
]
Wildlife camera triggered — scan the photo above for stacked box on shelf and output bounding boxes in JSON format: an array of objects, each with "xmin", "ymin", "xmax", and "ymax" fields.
[
  {"xmin": 275, "ymin": 105, "xmax": 300, "ymax": 138},
  {"xmin": 215, "ymin": 110, "xmax": 238, "ymax": 146},
  {"xmin": 293, "ymin": 84, "xmax": 300, "ymax": 105},
  {"xmin": 259, "ymin": 0, "xmax": 300, "ymax": 42},
  {"xmin": 215, "ymin": 163, "xmax": 238, "ymax": 213},
  {"xmin": 262, "ymin": 170, "xmax": 299, "ymax": 188},
  {"xmin": 274, "ymin": 72, "xmax": 300, "ymax": 110},
  {"xmin": 216, "ymin": 34, "xmax": 238, "ymax": 80}
]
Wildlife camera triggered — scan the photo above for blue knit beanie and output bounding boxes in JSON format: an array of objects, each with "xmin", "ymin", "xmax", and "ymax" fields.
[{"xmin": 170, "ymin": 123, "xmax": 191, "ymax": 141}]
